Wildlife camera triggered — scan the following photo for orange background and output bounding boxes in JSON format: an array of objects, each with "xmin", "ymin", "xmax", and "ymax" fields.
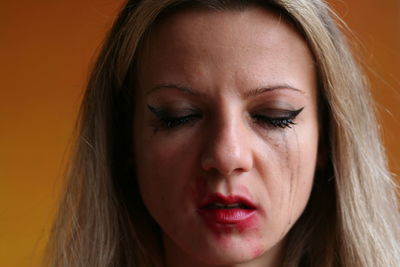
[{"xmin": 1, "ymin": 1, "xmax": 399, "ymax": 266}]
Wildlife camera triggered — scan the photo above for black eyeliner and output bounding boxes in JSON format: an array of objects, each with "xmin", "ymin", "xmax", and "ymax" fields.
[
  {"xmin": 289, "ymin": 107, "xmax": 304, "ymax": 117},
  {"xmin": 147, "ymin": 104, "xmax": 202, "ymax": 130},
  {"xmin": 147, "ymin": 104, "xmax": 167, "ymax": 119},
  {"xmin": 253, "ymin": 107, "xmax": 304, "ymax": 129}
]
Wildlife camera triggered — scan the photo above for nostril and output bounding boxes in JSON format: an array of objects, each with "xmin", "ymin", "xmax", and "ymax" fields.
[
  {"xmin": 201, "ymin": 156, "xmax": 232, "ymax": 175},
  {"xmin": 200, "ymin": 153, "xmax": 251, "ymax": 176}
]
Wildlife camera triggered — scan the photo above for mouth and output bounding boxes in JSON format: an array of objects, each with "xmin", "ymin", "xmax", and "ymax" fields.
[
  {"xmin": 205, "ymin": 202, "xmax": 254, "ymax": 209},
  {"xmin": 200, "ymin": 194, "xmax": 257, "ymax": 210},
  {"xmin": 198, "ymin": 193, "xmax": 258, "ymax": 226}
]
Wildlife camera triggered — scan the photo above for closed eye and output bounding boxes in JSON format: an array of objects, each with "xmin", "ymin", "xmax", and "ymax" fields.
[
  {"xmin": 252, "ymin": 107, "xmax": 304, "ymax": 129},
  {"xmin": 147, "ymin": 105, "xmax": 202, "ymax": 130},
  {"xmin": 147, "ymin": 105, "xmax": 304, "ymax": 130}
]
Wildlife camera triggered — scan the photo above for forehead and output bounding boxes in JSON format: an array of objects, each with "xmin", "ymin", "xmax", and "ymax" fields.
[
  {"xmin": 146, "ymin": 7, "xmax": 306, "ymax": 56},
  {"xmin": 154, "ymin": 6, "xmax": 293, "ymax": 42},
  {"xmin": 138, "ymin": 6, "xmax": 316, "ymax": 98}
]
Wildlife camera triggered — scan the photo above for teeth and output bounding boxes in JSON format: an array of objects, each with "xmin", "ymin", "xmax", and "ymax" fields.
[{"xmin": 225, "ymin": 203, "xmax": 241, "ymax": 208}]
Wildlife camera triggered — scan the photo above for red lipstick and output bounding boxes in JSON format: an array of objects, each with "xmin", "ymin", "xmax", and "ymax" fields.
[{"xmin": 198, "ymin": 193, "xmax": 258, "ymax": 232}]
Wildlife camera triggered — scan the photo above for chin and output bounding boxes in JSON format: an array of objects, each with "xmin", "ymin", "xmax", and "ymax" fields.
[
  {"xmin": 189, "ymin": 238, "xmax": 267, "ymax": 265},
  {"xmin": 196, "ymin": 252, "xmax": 256, "ymax": 266}
]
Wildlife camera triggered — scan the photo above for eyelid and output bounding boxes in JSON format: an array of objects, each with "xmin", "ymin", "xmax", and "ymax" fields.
[
  {"xmin": 254, "ymin": 107, "xmax": 304, "ymax": 118},
  {"xmin": 147, "ymin": 104, "xmax": 199, "ymax": 117},
  {"xmin": 251, "ymin": 107, "xmax": 304, "ymax": 129},
  {"xmin": 147, "ymin": 104, "xmax": 202, "ymax": 130},
  {"xmin": 146, "ymin": 103, "xmax": 304, "ymax": 131}
]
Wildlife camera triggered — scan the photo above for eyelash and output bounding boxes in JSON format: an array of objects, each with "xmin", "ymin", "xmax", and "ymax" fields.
[
  {"xmin": 157, "ymin": 114, "xmax": 201, "ymax": 129},
  {"xmin": 147, "ymin": 105, "xmax": 304, "ymax": 130},
  {"xmin": 148, "ymin": 105, "xmax": 202, "ymax": 129},
  {"xmin": 252, "ymin": 107, "xmax": 304, "ymax": 129}
]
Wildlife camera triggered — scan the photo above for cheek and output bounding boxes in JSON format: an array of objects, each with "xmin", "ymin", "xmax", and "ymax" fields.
[
  {"xmin": 280, "ymin": 126, "xmax": 318, "ymax": 227},
  {"xmin": 257, "ymin": 125, "xmax": 317, "ymax": 235},
  {"xmin": 136, "ymin": 143, "xmax": 175, "ymax": 200},
  {"xmin": 135, "ymin": 135, "xmax": 198, "ymax": 222}
]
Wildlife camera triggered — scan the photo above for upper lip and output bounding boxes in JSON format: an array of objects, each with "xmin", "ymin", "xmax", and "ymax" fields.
[{"xmin": 198, "ymin": 193, "xmax": 257, "ymax": 210}]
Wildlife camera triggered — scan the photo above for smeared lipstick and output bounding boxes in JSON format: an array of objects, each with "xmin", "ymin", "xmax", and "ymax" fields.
[{"xmin": 198, "ymin": 193, "xmax": 258, "ymax": 232}]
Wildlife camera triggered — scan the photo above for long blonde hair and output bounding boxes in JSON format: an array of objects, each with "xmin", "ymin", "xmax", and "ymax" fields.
[{"xmin": 46, "ymin": 0, "xmax": 400, "ymax": 266}]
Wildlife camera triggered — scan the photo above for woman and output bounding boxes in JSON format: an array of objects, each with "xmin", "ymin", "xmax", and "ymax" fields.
[{"xmin": 46, "ymin": 0, "xmax": 400, "ymax": 266}]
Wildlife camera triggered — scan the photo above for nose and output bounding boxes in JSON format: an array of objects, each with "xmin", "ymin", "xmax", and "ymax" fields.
[{"xmin": 200, "ymin": 116, "xmax": 253, "ymax": 176}]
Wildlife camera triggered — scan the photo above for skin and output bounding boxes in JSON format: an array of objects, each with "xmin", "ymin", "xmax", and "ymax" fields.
[{"xmin": 134, "ymin": 6, "xmax": 319, "ymax": 267}]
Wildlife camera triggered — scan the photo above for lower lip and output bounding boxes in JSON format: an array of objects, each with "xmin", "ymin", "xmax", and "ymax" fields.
[{"xmin": 198, "ymin": 208, "xmax": 257, "ymax": 231}]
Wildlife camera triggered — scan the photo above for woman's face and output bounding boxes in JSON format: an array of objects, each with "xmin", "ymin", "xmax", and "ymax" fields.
[{"xmin": 134, "ymin": 6, "xmax": 319, "ymax": 266}]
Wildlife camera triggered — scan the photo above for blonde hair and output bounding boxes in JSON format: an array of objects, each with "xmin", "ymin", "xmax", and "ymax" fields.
[{"xmin": 46, "ymin": 0, "xmax": 400, "ymax": 266}]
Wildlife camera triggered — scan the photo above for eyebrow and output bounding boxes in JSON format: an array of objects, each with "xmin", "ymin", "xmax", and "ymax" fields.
[
  {"xmin": 146, "ymin": 83, "xmax": 201, "ymax": 96},
  {"xmin": 243, "ymin": 84, "xmax": 305, "ymax": 99},
  {"xmin": 146, "ymin": 83, "xmax": 304, "ymax": 98}
]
